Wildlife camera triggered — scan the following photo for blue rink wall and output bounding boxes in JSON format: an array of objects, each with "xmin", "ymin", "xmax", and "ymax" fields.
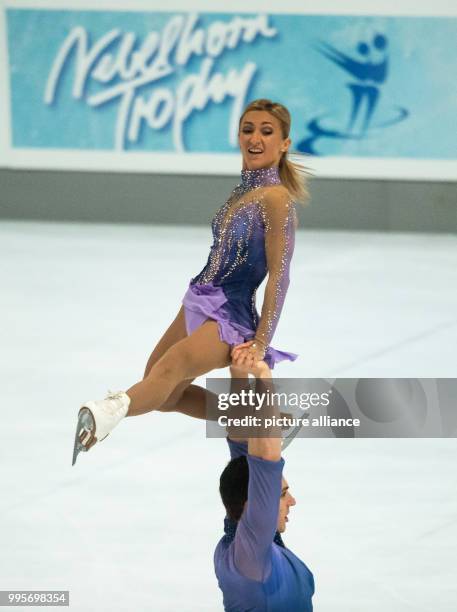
[
  {"xmin": 0, "ymin": 3, "xmax": 456, "ymax": 229},
  {"xmin": 1, "ymin": 4, "xmax": 457, "ymax": 180},
  {"xmin": 6, "ymin": 9, "xmax": 457, "ymax": 157}
]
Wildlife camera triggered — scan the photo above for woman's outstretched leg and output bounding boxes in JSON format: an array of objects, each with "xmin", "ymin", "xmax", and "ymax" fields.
[
  {"xmin": 141, "ymin": 306, "xmax": 188, "ymax": 379},
  {"xmin": 159, "ymin": 366, "xmax": 259, "ymax": 421},
  {"xmin": 73, "ymin": 318, "xmax": 232, "ymax": 462},
  {"xmin": 126, "ymin": 319, "xmax": 230, "ymax": 416}
]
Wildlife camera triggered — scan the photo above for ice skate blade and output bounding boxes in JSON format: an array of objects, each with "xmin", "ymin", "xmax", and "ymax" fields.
[{"xmin": 72, "ymin": 408, "xmax": 95, "ymax": 466}]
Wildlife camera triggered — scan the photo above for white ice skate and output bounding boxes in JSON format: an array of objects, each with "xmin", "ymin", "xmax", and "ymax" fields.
[{"xmin": 72, "ymin": 390, "xmax": 131, "ymax": 465}]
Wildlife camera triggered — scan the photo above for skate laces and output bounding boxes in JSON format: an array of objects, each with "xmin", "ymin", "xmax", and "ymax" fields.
[{"xmin": 106, "ymin": 389, "xmax": 125, "ymax": 401}]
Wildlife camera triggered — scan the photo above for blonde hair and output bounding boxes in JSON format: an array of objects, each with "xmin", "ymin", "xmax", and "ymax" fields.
[{"xmin": 239, "ymin": 98, "xmax": 312, "ymax": 205}]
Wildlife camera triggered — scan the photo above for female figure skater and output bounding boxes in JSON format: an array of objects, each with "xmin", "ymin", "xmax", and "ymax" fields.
[{"xmin": 72, "ymin": 98, "xmax": 309, "ymax": 465}]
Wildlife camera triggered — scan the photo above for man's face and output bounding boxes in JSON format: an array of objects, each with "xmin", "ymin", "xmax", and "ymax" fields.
[{"xmin": 277, "ymin": 477, "xmax": 296, "ymax": 533}]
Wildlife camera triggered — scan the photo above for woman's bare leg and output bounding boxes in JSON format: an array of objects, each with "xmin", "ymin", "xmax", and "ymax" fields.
[
  {"xmin": 142, "ymin": 306, "xmax": 188, "ymax": 379},
  {"xmin": 137, "ymin": 305, "xmax": 229, "ymax": 419},
  {"xmin": 138, "ymin": 309, "xmax": 253, "ymax": 420},
  {"xmin": 140, "ymin": 305, "xmax": 198, "ymax": 416},
  {"xmin": 126, "ymin": 319, "xmax": 231, "ymax": 416},
  {"xmin": 159, "ymin": 366, "xmax": 253, "ymax": 421},
  {"xmin": 158, "ymin": 383, "xmax": 207, "ymax": 419},
  {"xmin": 77, "ymin": 307, "xmax": 208, "ymax": 453}
]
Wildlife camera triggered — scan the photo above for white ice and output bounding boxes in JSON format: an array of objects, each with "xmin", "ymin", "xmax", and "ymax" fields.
[{"xmin": 1, "ymin": 220, "xmax": 456, "ymax": 611}]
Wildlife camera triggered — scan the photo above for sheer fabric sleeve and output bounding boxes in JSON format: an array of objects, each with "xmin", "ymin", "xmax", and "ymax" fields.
[{"xmin": 256, "ymin": 188, "xmax": 297, "ymax": 349}]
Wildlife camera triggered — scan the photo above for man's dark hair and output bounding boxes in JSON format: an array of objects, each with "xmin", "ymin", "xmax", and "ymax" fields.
[{"xmin": 219, "ymin": 456, "xmax": 249, "ymax": 521}]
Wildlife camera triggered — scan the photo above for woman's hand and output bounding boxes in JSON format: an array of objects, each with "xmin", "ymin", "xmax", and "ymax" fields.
[{"xmin": 230, "ymin": 340, "xmax": 269, "ymax": 377}]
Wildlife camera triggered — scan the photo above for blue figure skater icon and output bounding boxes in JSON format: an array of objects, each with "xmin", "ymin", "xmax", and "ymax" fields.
[{"xmin": 297, "ymin": 33, "xmax": 409, "ymax": 155}]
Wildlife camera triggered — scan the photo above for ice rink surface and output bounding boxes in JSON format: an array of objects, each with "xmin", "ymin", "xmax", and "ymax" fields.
[{"xmin": 1, "ymin": 220, "xmax": 456, "ymax": 611}]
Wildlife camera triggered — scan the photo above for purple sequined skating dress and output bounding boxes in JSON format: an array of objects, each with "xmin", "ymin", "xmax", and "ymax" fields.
[{"xmin": 182, "ymin": 166, "xmax": 297, "ymax": 369}]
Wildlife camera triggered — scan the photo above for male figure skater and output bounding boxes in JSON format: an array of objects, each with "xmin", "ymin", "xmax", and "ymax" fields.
[{"xmin": 215, "ymin": 365, "xmax": 315, "ymax": 611}]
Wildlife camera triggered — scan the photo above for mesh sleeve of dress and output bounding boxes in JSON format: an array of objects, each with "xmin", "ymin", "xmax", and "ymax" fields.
[{"xmin": 255, "ymin": 187, "xmax": 297, "ymax": 349}]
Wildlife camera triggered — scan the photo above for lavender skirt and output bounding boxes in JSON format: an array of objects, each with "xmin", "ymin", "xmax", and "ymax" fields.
[{"xmin": 182, "ymin": 282, "xmax": 298, "ymax": 369}]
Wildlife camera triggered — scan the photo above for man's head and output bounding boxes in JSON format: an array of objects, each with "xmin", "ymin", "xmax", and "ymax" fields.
[
  {"xmin": 277, "ymin": 477, "xmax": 296, "ymax": 533},
  {"xmin": 219, "ymin": 456, "xmax": 296, "ymax": 533}
]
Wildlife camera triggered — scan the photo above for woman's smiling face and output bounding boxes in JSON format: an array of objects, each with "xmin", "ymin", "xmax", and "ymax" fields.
[{"xmin": 238, "ymin": 110, "xmax": 291, "ymax": 170}]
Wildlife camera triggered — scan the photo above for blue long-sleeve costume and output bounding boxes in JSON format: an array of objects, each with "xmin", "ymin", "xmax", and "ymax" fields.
[
  {"xmin": 214, "ymin": 438, "xmax": 315, "ymax": 611},
  {"xmin": 183, "ymin": 166, "xmax": 298, "ymax": 368}
]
